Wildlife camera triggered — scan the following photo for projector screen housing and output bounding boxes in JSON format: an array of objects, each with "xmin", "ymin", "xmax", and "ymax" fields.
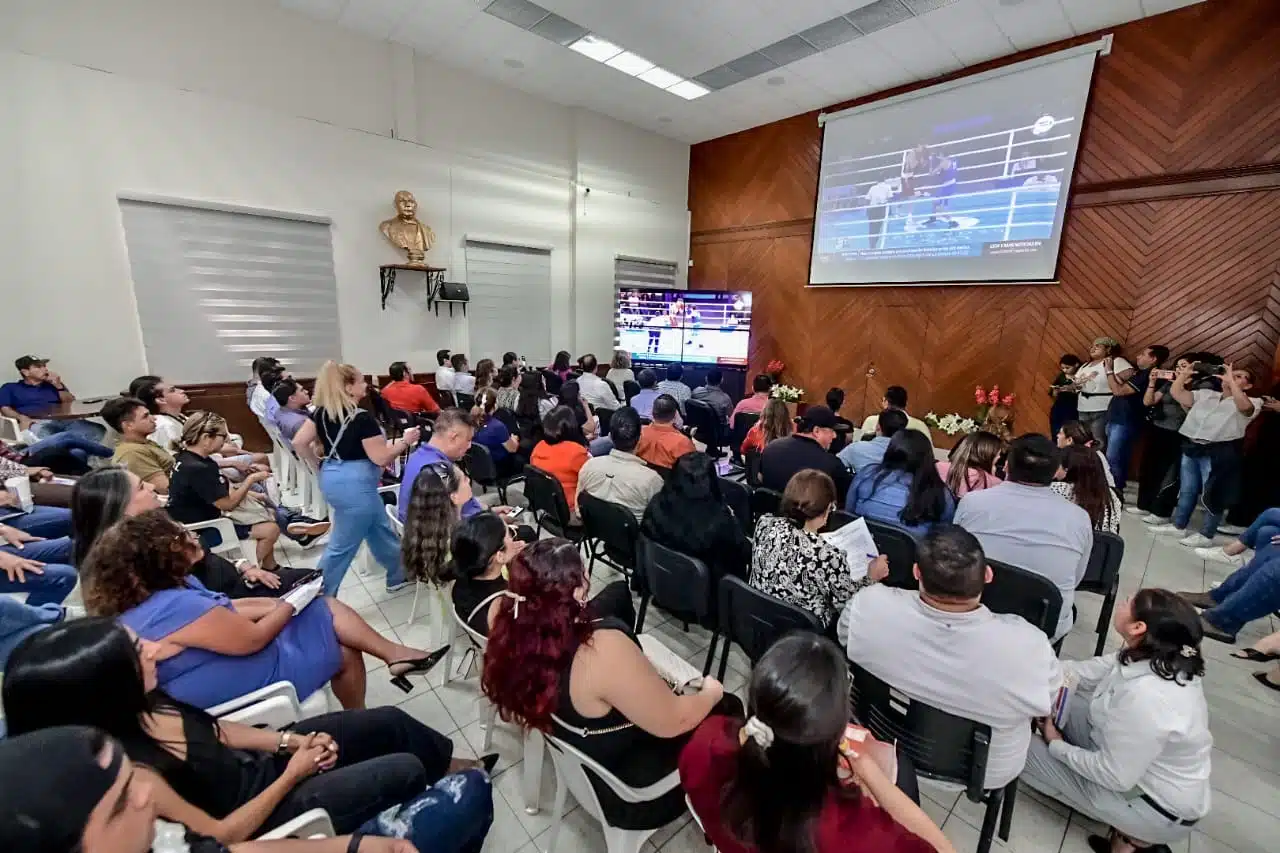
[{"xmin": 809, "ymin": 39, "xmax": 1108, "ymax": 287}]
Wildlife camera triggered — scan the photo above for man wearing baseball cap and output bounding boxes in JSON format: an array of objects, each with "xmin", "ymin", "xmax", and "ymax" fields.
[
  {"xmin": 0, "ymin": 355, "xmax": 108, "ymax": 446},
  {"xmin": 759, "ymin": 404, "xmax": 851, "ymax": 501}
]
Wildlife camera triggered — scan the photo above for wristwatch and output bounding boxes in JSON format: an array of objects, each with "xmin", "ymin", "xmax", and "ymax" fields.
[{"xmin": 276, "ymin": 731, "xmax": 291, "ymax": 755}]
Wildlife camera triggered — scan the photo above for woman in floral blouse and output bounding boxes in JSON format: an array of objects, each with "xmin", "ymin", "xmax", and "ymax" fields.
[{"xmin": 751, "ymin": 468, "xmax": 888, "ymax": 628}]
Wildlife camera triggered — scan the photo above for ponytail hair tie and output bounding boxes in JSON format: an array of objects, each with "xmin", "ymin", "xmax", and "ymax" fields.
[
  {"xmin": 743, "ymin": 716, "xmax": 775, "ymax": 750},
  {"xmin": 501, "ymin": 590, "xmax": 527, "ymax": 619},
  {"xmin": 1180, "ymin": 644, "xmax": 1197, "ymax": 658}
]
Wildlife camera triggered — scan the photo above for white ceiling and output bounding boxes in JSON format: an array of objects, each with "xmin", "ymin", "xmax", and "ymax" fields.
[{"xmin": 279, "ymin": 0, "xmax": 1205, "ymax": 144}]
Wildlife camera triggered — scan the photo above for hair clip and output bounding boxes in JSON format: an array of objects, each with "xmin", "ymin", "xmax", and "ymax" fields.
[
  {"xmin": 743, "ymin": 716, "xmax": 775, "ymax": 750},
  {"xmin": 1180, "ymin": 645, "xmax": 1197, "ymax": 657},
  {"xmin": 501, "ymin": 590, "xmax": 527, "ymax": 619}
]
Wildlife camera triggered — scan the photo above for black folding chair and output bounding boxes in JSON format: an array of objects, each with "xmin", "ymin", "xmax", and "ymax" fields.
[
  {"xmin": 436, "ymin": 389, "xmax": 458, "ymax": 408},
  {"xmin": 729, "ymin": 412, "xmax": 759, "ymax": 465},
  {"xmin": 463, "ymin": 443, "xmax": 520, "ymax": 504},
  {"xmin": 1078, "ymin": 530, "xmax": 1124, "ymax": 655},
  {"xmin": 848, "ymin": 661, "xmax": 1017, "ymax": 853},
  {"xmin": 578, "ymin": 492, "xmax": 639, "ymax": 579},
  {"xmin": 982, "ymin": 559, "xmax": 1064, "ymax": 640},
  {"xmin": 542, "ymin": 369, "xmax": 564, "ymax": 395},
  {"xmin": 623, "ymin": 380, "xmax": 641, "ymax": 404},
  {"xmin": 749, "ymin": 487, "xmax": 783, "ymax": 525},
  {"xmin": 455, "ymin": 392, "xmax": 476, "ymax": 410},
  {"xmin": 684, "ymin": 398, "xmax": 724, "ymax": 457},
  {"xmin": 522, "ymin": 465, "xmax": 582, "ymax": 542},
  {"xmin": 595, "ymin": 407, "xmax": 616, "ymax": 438},
  {"xmin": 744, "ymin": 449, "xmax": 763, "ymax": 488},
  {"xmin": 718, "ymin": 477, "xmax": 754, "ymax": 540},
  {"xmin": 863, "ymin": 518, "xmax": 919, "ymax": 589},
  {"xmin": 715, "ymin": 575, "xmax": 823, "ymax": 679},
  {"xmin": 821, "ymin": 509, "xmax": 859, "ymax": 533},
  {"xmin": 635, "ymin": 536, "xmax": 720, "ymax": 674}
]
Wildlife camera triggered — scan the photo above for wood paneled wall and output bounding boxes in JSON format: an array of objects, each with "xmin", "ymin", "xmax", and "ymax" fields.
[{"xmin": 688, "ymin": 0, "xmax": 1280, "ymax": 436}]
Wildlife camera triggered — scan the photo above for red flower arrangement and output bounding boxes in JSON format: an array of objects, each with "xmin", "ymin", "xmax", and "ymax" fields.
[
  {"xmin": 974, "ymin": 384, "xmax": 1016, "ymax": 440},
  {"xmin": 766, "ymin": 359, "xmax": 786, "ymax": 382}
]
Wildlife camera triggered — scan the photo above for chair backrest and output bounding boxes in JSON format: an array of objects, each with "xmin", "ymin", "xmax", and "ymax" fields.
[
  {"xmin": 543, "ymin": 731, "xmax": 681, "ymax": 818},
  {"xmin": 718, "ymin": 575, "xmax": 823, "ymax": 667},
  {"xmin": 579, "ymin": 492, "xmax": 640, "ymax": 571},
  {"xmin": 821, "ymin": 509, "xmax": 859, "ymax": 533},
  {"xmin": 749, "ymin": 487, "xmax": 784, "ymax": 525},
  {"xmin": 366, "ymin": 386, "xmax": 406, "ymax": 437},
  {"xmin": 730, "ymin": 411, "xmax": 759, "ymax": 456},
  {"xmin": 718, "ymin": 477, "xmax": 753, "ymax": 539},
  {"xmin": 981, "ymin": 559, "xmax": 1064, "ymax": 639},
  {"xmin": 636, "ymin": 535, "xmax": 715, "ymax": 625},
  {"xmin": 863, "ymin": 518, "xmax": 919, "ymax": 589},
  {"xmin": 522, "ymin": 464, "xmax": 572, "ymax": 533},
  {"xmin": 1080, "ymin": 530, "xmax": 1124, "ymax": 594},
  {"xmin": 455, "ymin": 392, "xmax": 476, "ymax": 410},
  {"xmin": 847, "ymin": 660, "xmax": 991, "ymax": 801},
  {"xmin": 385, "ymin": 503, "xmax": 405, "ymax": 537},
  {"xmin": 437, "ymin": 389, "xmax": 458, "ymax": 408},
  {"xmin": 684, "ymin": 398, "xmax": 721, "ymax": 447},
  {"xmin": 595, "ymin": 407, "xmax": 616, "ymax": 438},
  {"xmin": 464, "ymin": 442, "xmax": 498, "ymax": 486},
  {"xmin": 542, "ymin": 369, "xmax": 564, "ymax": 395},
  {"xmin": 493, "ymin": 407, "xmax": 518, "ymax": 435},
  {"xmin": 744, "ymin": 448, "xmax": 763, "ymax": 488},
  {"xmin": 623, "ymin": 380, "xmax": 641, "ymax": 403}
]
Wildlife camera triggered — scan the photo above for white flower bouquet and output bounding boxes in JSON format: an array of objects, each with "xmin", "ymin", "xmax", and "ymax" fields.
[
  {"xmin": 924, "ymin": 411, "xmax": 979, "ymax": 436},
  {"xmin": 770, "ymin": 385, "xmax": 804, "ymax": 403}
]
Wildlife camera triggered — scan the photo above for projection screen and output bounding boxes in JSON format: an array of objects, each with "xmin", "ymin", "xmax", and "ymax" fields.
[{"xmin": 809, "ymin": 39, "xmax": 1108, "ymax": 287}]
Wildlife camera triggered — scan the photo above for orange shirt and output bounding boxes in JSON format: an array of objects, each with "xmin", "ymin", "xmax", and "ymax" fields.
[
  {"xmin": 530, "ymin": 440, "xmax": 590, "ymax": 509},
  {"xmin": 381, "ymin": 380, "xmax": 440, "ymax": 414},
  {"xmin": 636, "ymin": 422, "xmax": 696, "ymax": 470}
]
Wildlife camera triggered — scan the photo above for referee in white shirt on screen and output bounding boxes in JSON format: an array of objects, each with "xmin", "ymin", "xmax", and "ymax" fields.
[{"xmin": 865, "ymin": 178, "xmax": 896, "ymax": 250}]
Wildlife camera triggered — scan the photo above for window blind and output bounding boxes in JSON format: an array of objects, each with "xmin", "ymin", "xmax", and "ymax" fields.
[
  {"xmin": 463, "ymin": 240, "xmax": 553, "ymax": 366},
  {"xmin": 118, "ymin": 199, "xmax": 341, "ymax": 383},
  {"xmin": 614, "ymin": 256, "xmax": 679, "ymax": 290}
]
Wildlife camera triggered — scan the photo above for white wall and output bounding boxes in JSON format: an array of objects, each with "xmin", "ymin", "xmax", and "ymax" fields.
[{"xmin": 0, "ymin": 0, "xmax": 689, "ymax": 395}]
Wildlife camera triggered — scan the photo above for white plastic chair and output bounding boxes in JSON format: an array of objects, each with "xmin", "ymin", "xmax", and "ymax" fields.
[
  {"xmin": 543, "ymin": 732, "xmax": 684, "ymax": 853},
  {"xmin": 686, "ymin": 794, "xmax": 719, "ymax": 852},
  {"xmin": 184, "ymin": 517, "xmax": 257, "ymax": 564},
  {"xmin": 0, "ymin": 415, "xmax": 20, "ymax": 443},
  {"xmin": 206, "ymin": 681, "xmax": 332, "ymax": 729},
  {"xmin": 385, "ymin": 503, "xmax": 448, "ymax": 641},
  {"xmin": 257, "ymin": 809, "xmax": 335, "ymax": 840}
]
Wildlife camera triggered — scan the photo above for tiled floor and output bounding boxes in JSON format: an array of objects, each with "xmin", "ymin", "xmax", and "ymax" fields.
[{"xmin": 296, "ymin": 489, "xmax": 1280, "ymax": 853}]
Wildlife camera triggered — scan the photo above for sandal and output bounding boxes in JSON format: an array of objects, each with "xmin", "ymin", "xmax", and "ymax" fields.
[
  {"xmin": 388, "ymin": 646, "xmax": 450, "ymax": 693},
  {"xmin": 1252, "ymin": 671, "xmax": 1280, "ymax": 692},
  {"xmin": 1231, "ymin": 648, "xmax": 1280, "ymax": 662}
]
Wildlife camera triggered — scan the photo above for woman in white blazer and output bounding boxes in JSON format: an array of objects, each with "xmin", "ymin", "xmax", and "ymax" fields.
[{"xmin": 1022, "ymin": 588, "xmax": 1211, "ymax": 853}]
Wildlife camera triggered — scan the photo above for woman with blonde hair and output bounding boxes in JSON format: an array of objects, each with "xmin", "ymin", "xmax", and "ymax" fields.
[
  {"xmin": 293, "ymin": 362, "xmax": 421, "ymax": 596},
  {"xmin": 739, "ymin": 397, "xmax": 793, "ymax": 456},
  {"xmin": 936, "ymin": 430, "xmax": 1003, "ymax": 497},
  {"xmin": 605, "ymin": 349, "xmax": 635, "ymax": 390}
]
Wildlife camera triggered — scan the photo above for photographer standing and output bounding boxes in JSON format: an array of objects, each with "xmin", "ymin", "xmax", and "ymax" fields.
[
  {"xmin": 1132, "ymin": 353, "xmax": 1194, "ymax": 523},
  {"xmin": 1103, "ymin": 345, "xmax": 1167, "ymax": 494},
  {"xmin": 1150, "ymin": 362, "xmax": 1262, "ymax": 548}
]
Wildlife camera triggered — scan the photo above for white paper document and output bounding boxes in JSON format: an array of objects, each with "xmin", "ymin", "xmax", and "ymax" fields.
[{"xmin": 822, "ymin": 517, "xmax": 879, "ymax": 581}]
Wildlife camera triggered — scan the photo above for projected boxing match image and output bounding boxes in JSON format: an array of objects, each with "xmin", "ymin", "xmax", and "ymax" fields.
[
  {"xmin": 614, "ymin": 288, "xmax": 752, "ymax": 366},
  {"xmin": 813, "ymin": 112, "xmax": 1073, "ymax": 263}
]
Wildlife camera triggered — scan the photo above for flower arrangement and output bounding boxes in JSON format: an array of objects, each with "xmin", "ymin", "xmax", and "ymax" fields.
[
  {"xmin": 974, "ymin": 385, "xmax": 1015, "ymax": 422},
  {"xmin": 924, "ymin": 412, "xmax": 979, "ymax": 436},
  {"xmin": 770, "ymin": 384, "xmax": 804, "ymax": 403},
  {"xmin": 766, "ymin": 359, "xmax": 786, "ymax": 383}
]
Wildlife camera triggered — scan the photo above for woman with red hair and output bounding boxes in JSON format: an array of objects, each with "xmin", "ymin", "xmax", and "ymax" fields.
[{"xmin": 482, "ymin": 538, "xmax": 739, "ymax": 830}]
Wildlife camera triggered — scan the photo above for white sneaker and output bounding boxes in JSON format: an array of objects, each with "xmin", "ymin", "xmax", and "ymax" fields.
[
  {"xmin": 1142, "ymin": 514, "xmax": 1171, "ymax": 525},
  {"xmin": 1124, "ymin": 505, "xmax": 1149, "ymax": 515},
  {"xmin": 1194, "ymin": 547, "xmax": 1246, "ymax": 567},
  {"xmin": 1179, "ymin": 533, "xmax": 1214, "ymax": 548},
  {"xmin": 1147, "ymin": 523, "xmax": 1183, "ymax": 535},
  {"xmin": 1218, "ymin": 524, "xmax": 1246, "ymax": 536}
]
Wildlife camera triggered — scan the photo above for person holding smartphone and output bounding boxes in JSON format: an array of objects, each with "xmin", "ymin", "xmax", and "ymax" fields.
[
  {"xmin": 1132, "ymin": 354, "xmax": 1194, "ymax": 523},
  {"xmin": 1103, "ymin": 345, "xmax": 1168, "ymax": 495}
]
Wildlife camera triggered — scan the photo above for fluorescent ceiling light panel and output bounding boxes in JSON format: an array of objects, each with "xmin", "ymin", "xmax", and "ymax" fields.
[
  {"xmin": 638, "ymin": 66, "xmax": 684, "ymax": 89},
  {"xmin": 667, "ymin": 80, "xmax": 710, "ymax": 100},
  {"xmin": 569, "ymin": 34, "xmax": 623, "ymax": 62},
  {"xmin": 605, "ymin": 51, "xmax": 655, "ymax": 75}
]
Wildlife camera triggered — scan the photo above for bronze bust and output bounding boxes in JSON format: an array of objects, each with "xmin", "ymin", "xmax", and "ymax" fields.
[{"xmin": 379, "ymin": 190, "xmax": 435, "ymax": 266}]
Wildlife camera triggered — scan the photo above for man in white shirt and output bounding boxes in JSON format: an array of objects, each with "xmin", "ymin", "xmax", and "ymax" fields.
[
  {"xmin": 575, "ymin": 354, "xmax": 622, "ymax": 412},
  {"xmin": 954, "ymin": 434, "xmax": 1093, "ymax": 641},
  {"xmin": 433, "ymin": 349, "xmax": 455, "ymax": 395},
  {"xmin": 449, "ymin": 353, "xmax": 475, "ymax": 396},
  {"xmin": 1073, "ymin": 337, "xmax": 1131, "ymax": 445},
  {"xmin": 857, "ymin": 385, "xmax": 933, "ymax": 444},
  {"xmin": 1149, "ymin": 362, "xmax": 1261, "ymax": 548},
  {"xmin": 655, "ymin": 364, "xmax": 692, "ymax": 416},
  {"xmin": 864, "ymin": 178, "xmax": 895, "ymax": 250},
  {"xmin": 840, "ymin": 524, "xmax": 1062, "ymax": 790}
]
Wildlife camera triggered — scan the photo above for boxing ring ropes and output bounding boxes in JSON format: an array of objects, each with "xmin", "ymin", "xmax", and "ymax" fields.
[{"xmin": 815, "ymin": 117, "xmax": 1076, "ymax": 244}]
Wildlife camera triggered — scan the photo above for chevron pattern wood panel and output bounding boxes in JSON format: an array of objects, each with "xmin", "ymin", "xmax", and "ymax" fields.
[{"xmin": 688, "ymin": 0, "xmax": 1280, "ymax": 434}]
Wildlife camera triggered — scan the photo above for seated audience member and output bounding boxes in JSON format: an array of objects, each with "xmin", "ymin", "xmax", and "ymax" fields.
[
  {"xmin": 557, "ymin": 379, "xmax": 596, "ymax": 441},
  {"xmin": 1058, "ymin": 420, "xmax": 1116, "ymax": 488},
  {"xmin": 83, "ymin": 511, "xmax": 447, "ymax": 708},
  {"xmin": 636, "ymin": 394, "xmax": 695, "ymax": 469},
  {"xmin": 473, "ymin": 357, "xmax": 496, "ymax": 392},
  {"xmin": 578, "ymin": 406, "xmax": 663, "ymax": 520},
  {"xmin": 0, "ymin": 453, "xmax": 74, "ymax": 539},
  {"xmin": 841, "ymin": 525, "xmax": 1062, "ymax": 791},
  {"xmin": 656, "ymin": 364, "xmax": 692, "ymax": 414},
  {"xmin": 0, "ymin": 595, "xmax": 77, "ymax": 672},
  {"xmin": 399, "ymin": 408, "xmax": 486, "ymax": 521},
  {"xmin": 839, "ymin": 408, "xmax": 908, "ymax": 474},
  {"xmin": 1053, "ymin": 445, "xmax": 1122, "ymax": 534},
  {"xmin": 740, "ymin": 397, "xmax": 793, "ymax": 456},
  {"xmin": 72, "ymin": 467, "xmax": 311, "ymax": 599},
  {"xmin": 0, "ymin": 355, "xmax": 108, "ymax": 443},
  {"xmin": 630, "ymin": 368, "xmax": 661, "ymax": 421},
  {"xmin": 825, "ymin": 387, "xmax": 855, "ymax": 452},
  {"xmin": 577, "ymin": 353, "xmax": 623, "ymax": 411},
  {"xmin": 0, "ymin": 421, "xmax": 110, "ymax": 474},
  {"xmin": 753, "ymin": 469, "xmax": 885, "ymax": 627},
  {"xmin": 606, "ymin": 349, "xmax": 635, "ymax": 390},
  {"xmin": 401, "ymin": 461, "xmax": 472, "ymax": 587},
  {"xmin": 0, "ymin": 520, "xmax": 76, "ymax": 605},
  {"xmin": 1022, "ymin": 590, "xmax": 1211, "ymax": 853},
  {"xmin": 954, "ymin": 434, "xmax": 1092, "ymax": 641},
  {"xmin": 446, "ymin": 512, "xmax": 526, "ymax": 636},
  {"xmin": 168, "ymin": 412, "xmax": 328, "ymax": 570},
  {"xmin": 136, "ymin": 377, "xmax": 269, "ymax": 478},
  {"xmin": 936, "ymin": 430, "xmax": 1004, "ymax": 497},
  {"xmin": 1179, "ymin": 523, "xmax": 1280, "ymax": 643},
  {"xmin": 858, "ymin": 385, "xmax": 933, "ymax": 443},
  {"xmin": 761, "ymin": 406, "xmax": 849, "ymax": 499},
  {"xmin": 451, "ymin": 353, "xmax": 476, "ymax": 396},
  {"xmin": 434, "ymin": 348, "xmax": 455, "ymax": 393},
  {"xmin": 692, "ymin": 368, "xmax": 733, "ymax": 426},
  {"xmin": 0, "ymin": 727, "xmax": 493, "ymax": 853},
  {"xmin": 381, "ymin": 360, "xmax": 441, "ymax": 416},
  {"xmin": 104, "ymin": 397, "xmax": 174, "ymax": 492},
  {"xmin": 269, "ymin": 378, "xmax": 313, "ymax": 441},
  {"xmin": 530, "ymin": 406, "xmax": 590, "ymax": 517},
  {"xmin": 550, "ymin": 350, "xmax": 574, "ymax": 382},
  {"xmin": 2, "ymin": 620, "xmax": 491, "ymax": 843},
  {"xmin": 246, "ymin": 356, "xmax": 281, "ymax": 418},
  {"xmin": 681, "ymin": 634, "xmax": 952, "ymax": 853},
  {"xmin": 641, "ymin": 451, "xmax": 751, "ymax": 585},
  {"xmin": 493, "ymin": 364, "xmax": 520, "ymax": 411},
  {"xmin": 255, "ymin": 366, "xmax": 288, "ymax": 424},
  {"xmin": 732, "ymin": 374, "xmax": 774, "ymax": 420},
  {"xmin": 502, "ymin": 350, "xmax": 520, "ymax": 369},
  {"xmin": 471, "ymin": 387, "xmax": 521, "ymax": 478},
  {"xmin": 847, "ymin": 430, "xmax": 955, "ymax": 537},
  {"xmin": 483, "ymin": 538, "xmax": 740, "ymax": 831},
  {"xmin": 1195, "ymin": 506, "xmax": 1280, "ymax": 568},
  {"xmin": 1149, "ymin": 362, "xmax": 1262, "ymax": 548},
  {"xmin": 515, "ymin": 369, "xmax": 556, "ymax": 427}
]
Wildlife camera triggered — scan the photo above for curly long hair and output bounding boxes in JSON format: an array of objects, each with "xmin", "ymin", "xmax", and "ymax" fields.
[
  {"xmin": 759, "ymin": 398, "xmax": 794, "ymax": 446},
  {"xmin": 401, "ymin": 463, "xmax": 463, "ymax": 586},
  {"xmin": 82, "ymin": 511, "xmax": 196, "ymax": 616},
  {"xmin": 482, "ymin": 538, "xmax": 593, "ymax": 732}
]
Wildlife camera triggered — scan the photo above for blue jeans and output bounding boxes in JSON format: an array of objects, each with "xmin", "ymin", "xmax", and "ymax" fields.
[
  {"xmin": 1105, "ymin": 421, "xmax": 1137, "ymax": 491},
  {"xmin": 0, "ymin": 596, "xmax": 64, "ymax": 669},
  {"xmin": 31, "ymin": 418, "xmax": 107, "ymax": 443},
  {"xmin": 1204, "ymin": 544, "xmax": 1280, "ymax": 635},
  {"xmin": 2, "ymin": 505, "xmax": 73, "ymax": 539},
  {"xmin": 22, "ymin": 429, "xmax": 112, "ymax": 466},
  {"xmin": 317, "ymin": 459, "xmax": 404, "ymax": 595},
  {"xmin": 360, "ymin": 769, "xmax": 493, "ymax": 853},
  {"xmin": 1237, "ymin": 508, "xmax": 1280, "ymax": 549},
  {"xmin": 0, "ymin": 538, "xmax": 78, "ymax": 605},
  {"xmin": 1173, "ymin": 453, "xmax": 1220, "ymax": 538}
]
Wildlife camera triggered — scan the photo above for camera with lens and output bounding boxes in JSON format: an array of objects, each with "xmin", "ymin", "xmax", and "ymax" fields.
[{"xmin": 1189, "ymin": 358, "xmax": 1226, "ymax": 391}]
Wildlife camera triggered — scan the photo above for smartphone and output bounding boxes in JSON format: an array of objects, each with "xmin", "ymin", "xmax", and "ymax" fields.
[
  {"xmin": 1193, "ymin": 362, "xmax": 1226, "ymax": 376},
  {"xmin": 1151, "ymin": 369, "xmax": 1176, "ymax": 381},
  {"xmin": 505, "ymin": 506, "xmax": 525, "ymax": 520}
]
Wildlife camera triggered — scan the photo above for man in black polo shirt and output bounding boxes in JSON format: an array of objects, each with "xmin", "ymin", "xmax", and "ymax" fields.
[{"xmin": 760, "ymin": 405, "xmax": 850, "ymax": 501}]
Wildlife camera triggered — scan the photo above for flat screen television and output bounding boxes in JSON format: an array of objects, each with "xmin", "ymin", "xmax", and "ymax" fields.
[{"xmin": 613, "ymin": 288, "xmax": 752, "ymax": 366}]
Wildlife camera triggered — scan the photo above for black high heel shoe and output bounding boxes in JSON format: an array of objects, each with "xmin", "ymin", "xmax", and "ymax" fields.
[
  {"xmin": 1087, "ymin": 833, "xmax": 1172, "ymax": 853},
  {"xmin": 388, "ymin": 646, "xmax": 450, "ymax": 693}
]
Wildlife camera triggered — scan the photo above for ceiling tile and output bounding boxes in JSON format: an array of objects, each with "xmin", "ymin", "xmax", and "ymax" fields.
[
  {"xmin": 869, "ymin": 16, "xmax": 962, "ymax": 79},
  {"xmin": 797, "ymin": 16, "xmax": 862, "ymax": 50},
  {"xmin": 725, "ymin": 51, "xmax": 781, "ymax": 79},
  {"xmin": 917, "ymin": 0, "xmax": 1014, "ymax": 66},
  {"xmin": 694, "ymin": 65, "xmax": 747, "ymax": 91},
  {"xmin": 483, "ymin": 0, "xmax": 552, "ymax": 30},
  {"xmin": 901, "ymin": 0, "xmax": 958, "ymax": 12},
  {"xmin": 394, "ymin": 2, "xmax": 485, "ymax": 54},
  {"xmin": 759, "ymin": 34, "xmax": 821, "ymax": 66},
  {"xmin": 845, "ymin": 0, "xmax": 914, "ymax": 35},
  {"xmin": 979, "ymin": 0, "xmax": 1075, "ymax": 50},
  {"xmin": 1059, "ymin": 0, "xmax": 1145, "ymax": 34},
  {"xmin": 337, "ymin": 0, "xmax": 417, "ymax": 40},
  {"xmin": 528, "ymin": 12, "xmax": 589, "ymax": 45}
]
